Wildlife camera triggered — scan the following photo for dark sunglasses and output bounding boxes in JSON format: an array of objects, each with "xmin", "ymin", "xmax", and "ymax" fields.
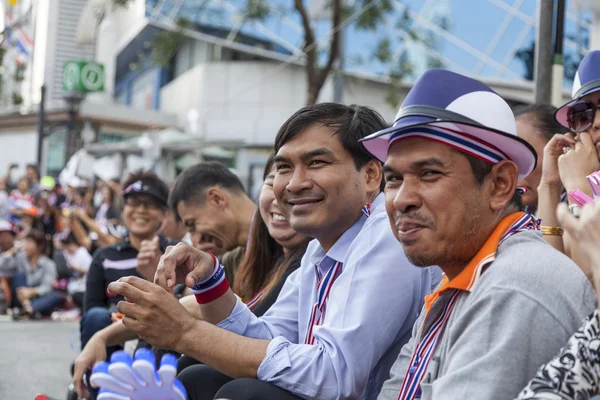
[{"xmin": 567, "ymin": 99, "xmax": 600, "ymax": 133}]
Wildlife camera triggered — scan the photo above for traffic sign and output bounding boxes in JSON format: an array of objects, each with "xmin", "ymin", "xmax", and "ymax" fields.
[{"xmin": 63, "ymin": 61, "xmax": 105, "ymax": 92}]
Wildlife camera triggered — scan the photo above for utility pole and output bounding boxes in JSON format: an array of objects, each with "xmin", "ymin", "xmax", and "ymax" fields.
[
  {"xmin": 534, "ymin": 0, "xmax": 554, "ymax": 104},
  {"xmin": 36, "ymin": 85, "xmax": 46, "ymax": 173},
  {"xmin": 552, "ymin": 0, "xmax": 566, "ymax": 106},
  {"xmin": 333, "ymin": 13, "xmax": 345, "ymax": 103}
]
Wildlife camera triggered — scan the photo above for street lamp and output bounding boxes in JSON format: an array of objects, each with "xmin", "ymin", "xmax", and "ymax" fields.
[{"xmin": 63, "ymin": 92, "xmax": 85, "ymax": 162}]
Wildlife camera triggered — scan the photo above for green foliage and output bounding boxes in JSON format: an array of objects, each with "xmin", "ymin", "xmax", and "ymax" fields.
[
  {"xmin": 11, "ymin": 91, "xmax": 22, "ymax": 105},
  {"xmin": 14, "ymin": 63, "xmax": 25, "ymax": 82},
  {"xmin": 353, "ymin": 0, "xmax": 394, "ymax": 30},
  {"xmin": 150, "ymin": 18, "xmax": 190, "ymax": 68},
  {"xmin": 111, "ymin": 0, "xmax": 132, "ymax": 8},
  {"xmin": 374, "ymin": 38, "xmax": 392, "ymax": 63},
  {"xmin": 128, "ymin": 18, "xmax": 190, "ymax": 70},
  {"xmin": 386, "ymin": 59, "xmax": 413, "ymax": 107},
  {"xmin": 243, "ymin": 0, "xmax": 271, "ymax": 21},
  {"xmin": 0, "ymin": 47, "xmax": 6, "ymax": 66},
  {"xmin": 428, "ymin": 57, "xmax": 445, "ymax": 69}
]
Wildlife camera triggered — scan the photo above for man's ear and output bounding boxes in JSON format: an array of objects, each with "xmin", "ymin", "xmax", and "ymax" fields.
[
  {"xmin": 364, "ymin": 159, "xmax": 383, "ymax": 193},
  {"xmin": 488, "ymin": 160, "xmax": 519, "ymax": 212},
  {"xmin": 206, "ymin": 187, "xmax": 228, "ymax": 210}
]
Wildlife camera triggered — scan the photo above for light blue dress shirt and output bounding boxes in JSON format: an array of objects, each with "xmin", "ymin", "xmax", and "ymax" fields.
[{"xmin": 218, "ymin": 193, "xmax": 442, "ymax": 399}]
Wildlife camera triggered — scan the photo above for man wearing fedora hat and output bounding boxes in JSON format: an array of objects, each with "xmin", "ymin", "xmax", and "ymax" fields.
[{"xmin": 362, "ymin": 69, "xmax": 596, "ymax": 400}]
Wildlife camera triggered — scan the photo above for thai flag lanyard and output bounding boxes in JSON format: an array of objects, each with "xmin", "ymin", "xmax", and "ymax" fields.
[
  {"xmin": 397, "ymin": 213, "xmax": 539, "ymax": 400},
  {"xmin": 304, "ymin": 259, "xmax": 343, "ymax": 344},
  {"xmin": 246, "ymin": 288, "xmax": 265, "ymax": 310}
]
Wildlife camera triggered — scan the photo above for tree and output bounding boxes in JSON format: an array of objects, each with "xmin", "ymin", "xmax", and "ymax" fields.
[
  {"xmin": 231, "ymin": 0, "xmax": 404, "ymax": 105},
  {"xmin": 112, "ymin": 0, "xmax": 419, "ymax": 106}
]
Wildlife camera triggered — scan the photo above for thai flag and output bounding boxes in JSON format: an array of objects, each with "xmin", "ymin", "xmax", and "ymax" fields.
[{"xmin": 4, "ymin": 12, "xmax": 33, "ymax": 57}]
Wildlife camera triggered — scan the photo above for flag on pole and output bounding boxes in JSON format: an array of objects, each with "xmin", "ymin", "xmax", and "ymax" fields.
[{"xmin": 4, "ymin": 11, "xmax": 33, "ymax": 57}]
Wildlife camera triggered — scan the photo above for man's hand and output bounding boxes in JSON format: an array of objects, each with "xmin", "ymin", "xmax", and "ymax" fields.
[
  {"xmin": 136, "ymin": 236, "xmax": 161, "ymax": 281},
  {"xmin": 154, "ymin": 243, "xmax": 215, "ymax": 291},
  {"xmin": 5, "ymin": 246, "xmax": 20, "ymax": 257},
  {"xmin": 107, "ymin": 276, "xmax": 196, "ymax": 351},
  {"xmin": 73, "ymin": 333, "xmax": 108, "ymax": 399},
  {"xmin": 558, "ymin": 202, "xmax": 600, "ymax": 291},
  {"xmin": 72, "ymin": 207, "xmax": 88, "ymax": 221}
]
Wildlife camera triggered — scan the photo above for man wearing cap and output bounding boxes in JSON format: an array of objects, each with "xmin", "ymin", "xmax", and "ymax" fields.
[
  {"xmin": 361, "ymin": 69, "xmax": 597, "ymax": 400},
  {"xmin": 81, "ymin": 170, "xmax": 177, "ymax": 354}
]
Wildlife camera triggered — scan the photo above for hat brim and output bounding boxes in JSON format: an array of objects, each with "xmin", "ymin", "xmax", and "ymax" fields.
[
  {"xmin": 122, "ymin": 189, "xmax": 168, "ymax": 207},
  {"xmin": 555, "ymin": 85, "xmax": 600, "ymax": 129},
  {"xmin": 361, "ymin": 118, "xmax": 537, "ymax": 181}
]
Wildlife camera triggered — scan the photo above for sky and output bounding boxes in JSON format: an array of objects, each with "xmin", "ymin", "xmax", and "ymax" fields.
[{"xmin": 148, "ymin": 0, "xmax": 594, "ymax": 86}]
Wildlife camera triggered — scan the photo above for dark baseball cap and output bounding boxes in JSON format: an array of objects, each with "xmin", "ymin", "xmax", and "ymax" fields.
[{"xmin": 122, "ymin": 179, "xmax": 169, "ymax": 207}]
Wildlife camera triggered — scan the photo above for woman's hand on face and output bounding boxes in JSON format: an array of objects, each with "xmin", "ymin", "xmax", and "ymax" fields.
[
  {"xmin": 558, "ymin": 132, "xmax": 600, "ymax": 192},
  {"xmin": 540, "ymin": 133, "xmax": 577, "ymax": 188}
]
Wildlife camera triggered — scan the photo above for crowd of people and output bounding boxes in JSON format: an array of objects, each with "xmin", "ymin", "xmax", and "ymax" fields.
[
  {"xmin": 0, "ymin": 165, "xmax": 188, "ymax": 320},
  {"xmin": 6, "ymin": 50, "xmax": 600, "ymax": 400}
]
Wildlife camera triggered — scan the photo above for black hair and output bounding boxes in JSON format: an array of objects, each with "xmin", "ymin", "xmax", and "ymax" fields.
[
  {"xmin": 169, "ymin": 161, "xmax": 247, "ymax": 220},
  {"xmin": 273, "ymin": 103, "xmax": 387, "ymax": 170},
  {"xmin": 122, "ymin": 170, "xmax": 169, "ymax": 208},
  {"xmin": 26, "ymin": 164, "xmax": 39, "ymax": 180},
  {"xmin": 25, "ymin": 229, "xmax": 47, "ymax": 252},
  {"xmin": 233, "ymin": 153, "xmax": 310, "ymax": 303},
  {"xmin": 462, "ymin": 153, "xmax": 524, "ymax": 211},
  {"xmin": 513, "ymin": 104, "xmax": 567, "ymax": 141},
  {"xmin": 60, "ymin": 232, "xmax": 79, "ymax": 246}
]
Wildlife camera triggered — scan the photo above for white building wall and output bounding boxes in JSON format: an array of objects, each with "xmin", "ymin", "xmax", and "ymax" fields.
[
  {"xmin": 160, "ymin": 61, "xmax": 308, "ymax": 145},
  {"xmin": 0, "ymin": 130, "xmax": 37, "ymax": 174},
  {"xmin": 160, "ymin": 61, "xmax": 400, "ymax": 147}
]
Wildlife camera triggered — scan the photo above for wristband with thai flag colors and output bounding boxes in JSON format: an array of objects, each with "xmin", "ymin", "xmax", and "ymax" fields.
[
  {"xmin": 190, "ymin": 253, "xmax": 230, "ymax": 304},
  {"xmin": 587, "ymin": 170, "xmax": 600, "ymax": 200}
]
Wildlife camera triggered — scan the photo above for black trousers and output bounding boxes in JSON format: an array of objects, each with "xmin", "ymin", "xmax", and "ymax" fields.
[{"xmin": 178, "ymin": 364, "xmax": 302, "ymax": 400}]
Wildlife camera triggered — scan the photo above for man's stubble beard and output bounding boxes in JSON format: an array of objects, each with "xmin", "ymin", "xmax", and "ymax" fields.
[{"xmin": 404, "ymin": 200, "xmax": 483, "ymax": 269}]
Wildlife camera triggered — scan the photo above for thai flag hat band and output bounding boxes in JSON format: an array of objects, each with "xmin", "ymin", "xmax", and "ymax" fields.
[
  {"xmin": 555, "ymin": 51, "xmax": 600, "ymax": 128},
  {"xmin": 360, "ymin": 69, "xmax": 537, "ymax": 181}
]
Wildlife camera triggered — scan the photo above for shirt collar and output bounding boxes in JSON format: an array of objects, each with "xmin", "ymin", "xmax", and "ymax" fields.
[
  {"xmin": 424, "ymin": 212, "xmax": 525, "ymax": 313},
  {"xmin": 310, "ymin": 193, "xmax": 384, "ymax": 269}
]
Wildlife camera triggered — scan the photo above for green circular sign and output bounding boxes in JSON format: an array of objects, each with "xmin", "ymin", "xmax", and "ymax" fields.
[
  {"xmin": 63, "ymin": 63, "xmax": 80, "ymax": 91},
  {"xmin": 81, "ymin": 63, "xmax": 104, "ymax": 91}
]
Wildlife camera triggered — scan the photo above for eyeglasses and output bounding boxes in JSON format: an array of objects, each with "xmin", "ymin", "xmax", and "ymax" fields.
[
  {"xmin": 567, "ymin": 99, "xmax": 600, "ymax": 133},
  {"xmin": 125, "ymin": 197, "xmax": 163, "ymax": 210}
]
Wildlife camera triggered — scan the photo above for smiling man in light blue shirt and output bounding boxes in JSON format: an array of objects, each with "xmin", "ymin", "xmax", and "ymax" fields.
[{"xmin": 110, "ymin": 103, "xmax": 441, "ymax": 400}]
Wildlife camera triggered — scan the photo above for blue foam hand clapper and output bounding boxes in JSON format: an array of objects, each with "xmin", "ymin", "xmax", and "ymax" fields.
[{"xmin": 90, "ymin": 349, "xmax": 187, "ymax": 400}]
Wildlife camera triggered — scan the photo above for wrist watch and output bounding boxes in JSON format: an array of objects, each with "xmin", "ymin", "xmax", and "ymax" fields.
[{"xmin": 569, "ymin": 204, "xmax": 581, "ymax": 218}]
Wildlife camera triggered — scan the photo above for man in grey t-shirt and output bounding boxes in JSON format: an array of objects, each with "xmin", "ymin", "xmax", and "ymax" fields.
[{"xmin": 360, "ymin": 69, "xmax": 596, "ymax": 400}]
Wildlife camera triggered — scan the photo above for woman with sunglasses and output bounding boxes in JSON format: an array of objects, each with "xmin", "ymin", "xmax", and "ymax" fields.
[{"xmin": 536, "ymin": 50, "xmax": 600, "ymax": 277}]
